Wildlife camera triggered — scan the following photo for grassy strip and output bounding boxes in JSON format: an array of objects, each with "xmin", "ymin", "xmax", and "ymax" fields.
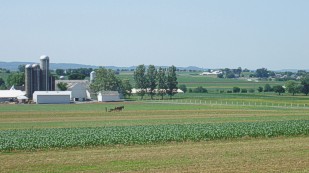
[{"xmin": 1, "ymin": 120, "xmax": 308, "ymax": 151}]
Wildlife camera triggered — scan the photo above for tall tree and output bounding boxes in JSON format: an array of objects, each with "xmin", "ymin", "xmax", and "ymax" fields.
[
  {"xmin": 90, "ymin": 68, "xmax": 121, "ymax": 94},
  {"xmin": 0, "ymin": 77, "xmax": 6, "ymax": 90},
  {"xmin": 146, "ymin": 65, "xmax": 157, "ymax": 99},
  {"xmin": 285, "ymin": 80, "xmax": 299, "ymax": 96},
  {"xmin": 166, "ymin": 65, "xmax": 178, "ymax": 99},
  {"xmin": 300, "ymin": 75, "xmax": 309, "ymax": 96},
  {"xmin": 255, "ymin": 68, "xmax": 269, "ymax": 78},
  {"xmin": 156, "ymin": 67, "xmax": 167, "ymax": 99},
  {"xmin": 7, "ymin": 73, "xmax": 25, "ymax": 87},
  {"xmin": 121, "ymin": 79, "xmax": 133, "ymax": 98},
  {"xmin": 273, "ymin": 85, "xmax": 285, "ymax": 95},
  {"xmin": 134, "ymin": 65, "xmax": 147, "ymax": 99}
]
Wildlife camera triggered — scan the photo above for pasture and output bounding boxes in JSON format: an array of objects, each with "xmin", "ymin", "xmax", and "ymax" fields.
[{"xmin": 1, "ymin": 101, "xmax": 309, "ymax": 172}]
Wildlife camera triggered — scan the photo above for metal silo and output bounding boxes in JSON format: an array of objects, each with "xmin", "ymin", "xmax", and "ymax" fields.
[
  {"xmin": 32, "ymin": 64, "xmax": 40, "ymax": 91},
  {"xmin": 40, "ymin": 55, "xmax": 49, "ymax": 91},
  {"xmin": 25, "ymin": 64, "xmax": 33, "ymax": 98},
  {"xmin": 90, "ymin": 71, "xmax": 96, "ymax": 83}
]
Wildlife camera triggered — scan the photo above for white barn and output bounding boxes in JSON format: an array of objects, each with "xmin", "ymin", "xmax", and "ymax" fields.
[
  {"xmin": 98, "ymin": 91, "xmax": 121, "ymax": 102},
  {"xmin": 55, "ymin": 80, "xmax": 91, "ymax": 101},
  {"xmin": 33, "ymin": 91, "xmax": 72, "ymax": 104}
]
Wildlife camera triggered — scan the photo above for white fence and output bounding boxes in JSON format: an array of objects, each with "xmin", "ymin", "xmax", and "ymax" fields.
[{"xmin": 143, "ymin": 99, "xmax": 309, "ymax": 109}]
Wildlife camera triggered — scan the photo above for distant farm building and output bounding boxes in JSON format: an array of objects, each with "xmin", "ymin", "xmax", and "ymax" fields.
[
  {"xmin": 98, "ymin": 91, "xmax": 121, "ymax": 102},
  {"xmin": 55, "ymin": 80, "xmax": 91, "ymax": 101},
  {"xmin": 0, "ymin": 90, "xmax": 27, "ymax": 102},
  {"xmin": 33, "ymin": 91, "xmax": 71, "ymax": 104},
  {"xmin": 200, "ymin": 70, "xmax": 222, "ymax": 75}
]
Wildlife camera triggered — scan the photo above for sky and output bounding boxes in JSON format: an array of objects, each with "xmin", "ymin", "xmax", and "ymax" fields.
[{"xmin": 0, "ymin": 0, "xmax": 308, "ymax": 70}]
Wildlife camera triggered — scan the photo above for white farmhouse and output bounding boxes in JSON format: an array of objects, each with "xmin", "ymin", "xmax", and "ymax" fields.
[{"xmin": 55, "ymin": 80, "xmax": 91, "ymax": 101}]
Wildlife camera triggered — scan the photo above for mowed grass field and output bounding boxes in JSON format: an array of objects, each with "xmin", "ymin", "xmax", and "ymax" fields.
[{"xmin": 1, "ymin": 101, "xmax": 309, "ymax": 172}]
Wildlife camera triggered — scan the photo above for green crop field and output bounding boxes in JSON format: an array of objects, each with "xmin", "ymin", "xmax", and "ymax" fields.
[{"xmin": 1, "ymin": 100, "xmax": 309, "ymax": 172}]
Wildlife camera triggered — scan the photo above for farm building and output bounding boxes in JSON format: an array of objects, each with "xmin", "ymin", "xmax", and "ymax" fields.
[
  {"xmin": 0, "ymin": 90, "xmax": 27, "ymax": 102},
  {"xmin": 55, "ymin": 80, "xmax": 91, "ymax": 101},
  {"xmin": 33, "ymin": 91, "xmax": 72, "ymax": 104},
  {"xmin": 97, "ymin": 91, "xmax": 121, "ymax": 102}
]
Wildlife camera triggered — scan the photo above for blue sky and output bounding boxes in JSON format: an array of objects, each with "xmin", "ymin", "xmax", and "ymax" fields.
[{"xmin": 0, "ymin": 0, "xmax": 308, "ymax": 70}]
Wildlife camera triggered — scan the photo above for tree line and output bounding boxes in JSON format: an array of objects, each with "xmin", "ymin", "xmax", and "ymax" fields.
[{"xmin": 133, "ymin": 65, "xmax": 178, "ymax": 99}]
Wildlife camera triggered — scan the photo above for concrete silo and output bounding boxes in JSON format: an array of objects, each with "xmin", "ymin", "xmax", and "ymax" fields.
[
  {"xmin": 90, "ymin": 71, "xmax": 96, "ymax": 83},
  {"xmin": 32, "ymin": 64, "xmax": 41, "ymax": 91},
  {"xmin": 40, "ymin": 55, "xmax": 49, "ymax": 91},
  {"xmin": 25, "ymin": 64, "xmax": 33, "ymax": 98}
]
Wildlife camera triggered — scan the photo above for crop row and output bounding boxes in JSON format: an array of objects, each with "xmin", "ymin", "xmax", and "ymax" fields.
[{"xmin": 0, "ymin": 120, "xmax": 308, "ymax": 151}]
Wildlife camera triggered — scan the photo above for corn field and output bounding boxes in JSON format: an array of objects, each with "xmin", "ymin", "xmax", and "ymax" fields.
[{"xmin": 0, "ymin": 120, "xmax": 308, "ymax": 151}]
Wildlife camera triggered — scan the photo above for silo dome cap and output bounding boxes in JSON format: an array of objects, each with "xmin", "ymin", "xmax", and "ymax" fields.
[
  {"xmin": 25, "ymin": 64, "xmax": 32, "ymax": 68},
  {"xmin": 40, "ymin": 55, "xmax": 49, "ymax": 60},
  {"xmin": 32, "ymin": 64, "xmax": 39, "ymax": 68}
]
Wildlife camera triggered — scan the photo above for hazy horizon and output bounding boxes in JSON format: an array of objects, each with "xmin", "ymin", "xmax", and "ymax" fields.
[{"xmin": 1, "ymin": 1, "xmax": 308, "ymax": 70}]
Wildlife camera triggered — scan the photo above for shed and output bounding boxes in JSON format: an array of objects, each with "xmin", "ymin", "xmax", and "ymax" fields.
[
  {"xmin": 33, "ymin": 91, "xmax": 72, "ymax": 104},
  {"xmin": 98, "ymin": 91, "xmax": 121, "ymax": 102}
]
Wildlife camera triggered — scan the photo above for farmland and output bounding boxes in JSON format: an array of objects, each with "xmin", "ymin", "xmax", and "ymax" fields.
[
  {"xmin": 1, "ymin": 73, "xmax": 309, "ymax": 172},
  {"xmin": 1, "ymin": 100, "xmax": 309, "ymax": 172}
]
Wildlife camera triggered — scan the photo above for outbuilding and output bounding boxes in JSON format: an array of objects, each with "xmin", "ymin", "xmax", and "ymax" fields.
[
  {"xmin": 97, "ymin": 91, "xmax": 121, "ymax": 102},
  {"xmin": 33, "ymin": 91, "xmax": 72, "ymax": 104}
]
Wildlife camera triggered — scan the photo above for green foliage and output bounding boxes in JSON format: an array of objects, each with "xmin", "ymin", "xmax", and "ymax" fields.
[
  {"xmin": 156, "ymin": 67, "xmax": 167, "ymax": 99},
  {"xmin": 233, "ymin": 87, "xmax": 240, "ymax": 93},
  {"xmin": 300, "ymin": 75, "xmax": 309, "ymax": 96},
  {"xmin": 193, "ymin": 86, "xmax": 208, "ymax": 93},
  {"xmin": 146, "ymin": 65, "xmax": 157, "ymax": 99},
  {"xmin": 68, "ymin": 73, "xmax": 86, "ymax": 80},
  {"xmin": 7, "ymin": 72, "xmax": 25, "ymax": 87},
  {"xmin": 55, "ymin": 69, "xmax": 65, "ymax": 76},
  {"xmin": 1, "ymin": 120, "xmax": 308, "ymax": 151},
  {"xmin": 166, "ymin": 66, "xmax": 178, "ymax": 98},
  {"xmin": 255, "ymin": 68, "xmax": 270, "ymax": 78},
  {"xmin": 285, "ymin": 80, "xmax": 299, "ymax": 96},
  {"xmin": 257, "ymin": 86, "xmax": 263, "ymax": 92},
  {"xmin": 241, "ymin": 88, "xmax": 247, "ymax": 93},
  {"xmin": 90, "ymin": 68, "xmax": 122, "ymax": 93},
  {"xmin": 134, "ymin": 65, "xmax": 147, "ymax": 99},
  {"xmin": 57, "ymin": 82, "xmax": 68, "ymax": 91},
  {"xmin": 121, "ymin": 80, "xmax": 133, "ymax": 98},
  {"xmin": 264, "ymin": 84, "xmax": 273, "ymax": 92},
  {"xmin": 273, "ymin": 85, "xmax": 285, "ymax": 95}
]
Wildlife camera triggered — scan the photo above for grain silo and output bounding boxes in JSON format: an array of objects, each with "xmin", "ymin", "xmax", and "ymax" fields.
[
  {"xmin": 32, "ymin": 64, "xmax": 41, "ymax": 91},
  {"xmin": 25, "ymin": 64, "xmax": 33, "ymax": 98},
  {"xmin": 40, "ymin": 55, "xmax": 49, "ymax": 91},
  {"xmin": 90, "ymin": 71, "xmax": 96, "ymax": 83}
]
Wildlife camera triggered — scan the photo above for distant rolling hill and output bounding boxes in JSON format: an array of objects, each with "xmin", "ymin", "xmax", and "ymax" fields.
[{"xmin": 0, "ymin": 61, "xmax": 205, "ymax": 72}]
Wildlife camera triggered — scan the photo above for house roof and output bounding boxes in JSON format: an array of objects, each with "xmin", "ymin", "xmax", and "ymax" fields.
[
  {"xmin": 55, "ymin": 80, "xmax": 90, "ymax": 90},
  {"xmin": 0, "ymin": 90, "xmax": 26, "ymax": 98}
]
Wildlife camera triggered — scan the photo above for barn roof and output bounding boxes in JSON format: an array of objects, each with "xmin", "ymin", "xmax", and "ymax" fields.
[
  {"xmin": 0, "ymin": 90, "xmax": 26, "ymax": 98},
  {"xmin": 33, "ymin": 91, "xmax": 72, "ymax": 96}
]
